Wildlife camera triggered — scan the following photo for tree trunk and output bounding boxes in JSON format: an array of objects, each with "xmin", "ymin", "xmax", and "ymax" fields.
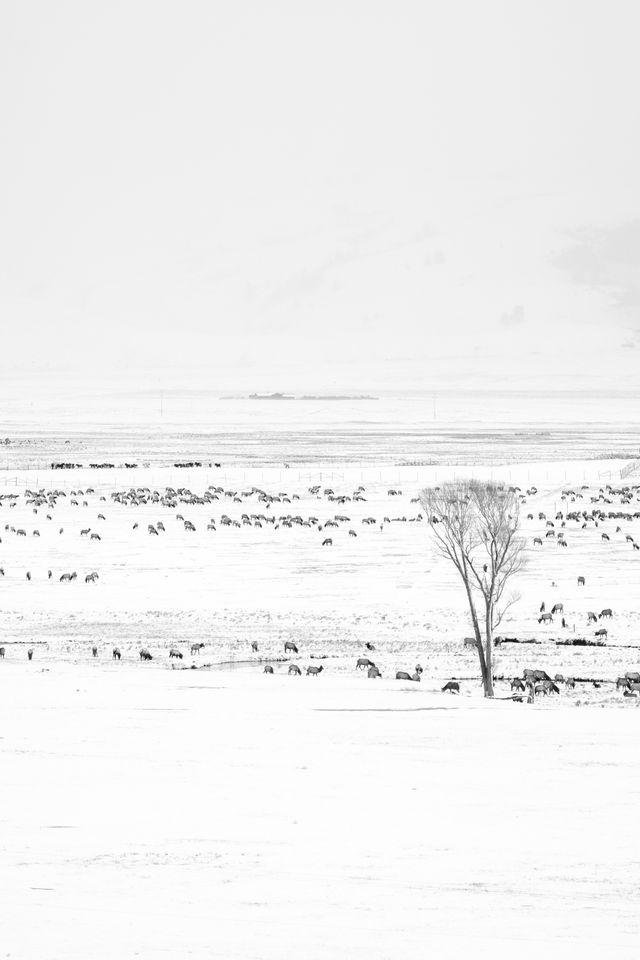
[
  {"xmin": 484, "ymin": 603, "xmax": 494, "ymax": 698},
  {"xmin": 462, "ymin": 577, "xmax": 489, "ymax": 694}
]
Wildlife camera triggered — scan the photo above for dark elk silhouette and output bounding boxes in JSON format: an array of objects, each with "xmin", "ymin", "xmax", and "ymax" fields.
[
  {"xmin": 306, "ymin": 665, "xmax": 323, "ymax": 676},
  {"xmin": 112, "ymin": 647, "xmax": 121, "ymax": 660},
  {"xmin": 442, "ymin": 680, "xmax": 460, "ymax": 693},
  {"xmin": 284, "ymin": 641, "xmax": 299, "ymax": 654}
]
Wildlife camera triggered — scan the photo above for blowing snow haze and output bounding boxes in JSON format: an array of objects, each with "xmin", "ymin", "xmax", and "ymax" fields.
[{"xmin": 1, "ymin": 0, "xmax": 640, "ymax": 398}]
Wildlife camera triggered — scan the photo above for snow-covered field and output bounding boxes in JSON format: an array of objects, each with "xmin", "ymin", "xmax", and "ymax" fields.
[
  {"xmin": 2, "ymin": 422, "xmax": 640, "ymax": 956},
  {"xmin": 2, "ymin": 664, "xmax": 640, "ymax": 959},
  {"xmin": 1, "ymin": 458, "xmax": 640, "ymax": 691}
]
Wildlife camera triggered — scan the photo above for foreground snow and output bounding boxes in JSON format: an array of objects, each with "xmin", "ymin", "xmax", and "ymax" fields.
[{"xmin": 1, "ymin": 664, "xmax": 639, "ymax": 959}]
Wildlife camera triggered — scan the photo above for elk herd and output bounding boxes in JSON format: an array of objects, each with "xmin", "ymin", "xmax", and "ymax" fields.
[
  {"xmin": 2, "ymin": 473, "xmax": 640, "ymax": 701},
  {"xmin": 0, "ymin": 478, "xmax": 425, "ymax": 585}
]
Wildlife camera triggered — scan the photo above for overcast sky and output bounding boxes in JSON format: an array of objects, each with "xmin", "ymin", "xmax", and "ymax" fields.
[{"xmin": 1, "ymin": 0, "xmax": 639, "ymax": 393}]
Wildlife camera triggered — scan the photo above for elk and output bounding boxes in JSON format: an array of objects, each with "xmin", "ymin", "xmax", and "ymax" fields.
[
  {"xmin": 396, "ymin": 670, "xmax": 421, "ymax": 681},
  {"xmin": 356, "ymin": 657, "xmax": 375, "ymax": 670}
]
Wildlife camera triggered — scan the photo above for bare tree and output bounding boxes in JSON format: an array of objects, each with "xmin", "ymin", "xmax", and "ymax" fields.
[{"xmin": 419, "ymin": 480, "xmax": 525, "ymax": 697}]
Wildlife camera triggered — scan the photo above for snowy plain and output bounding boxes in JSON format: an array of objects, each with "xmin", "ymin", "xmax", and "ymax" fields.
[{"xmin": 2, "ymin": 394, "xmax": 640, "ymax": 958}]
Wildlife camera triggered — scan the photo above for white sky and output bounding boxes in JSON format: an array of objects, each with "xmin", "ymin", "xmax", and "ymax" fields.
[{"xmin": 1, "ymin": 0, "xmax": 639, "ymax": 392}]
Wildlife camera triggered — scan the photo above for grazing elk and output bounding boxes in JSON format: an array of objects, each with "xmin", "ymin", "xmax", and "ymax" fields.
[
  {"xmin": 264, "ymin": 665, "xmax": 274, "ymax": 674},
  {"xmin": 169, "ymin": 648, "xmax": 183, "ymax": 659},
  {"xmin": 288, "ymin": 664, "xmax": 302, "ymax": 675},
  {"xmin": 367, "ymin": 665, "xmax": 382, "ymax": 678},
  {"xmin": 538, "ymin": 613, "xmax": 553, "ymax": 624},
  {"xmin": 356, "ymin": 657, "xmax": 375, "ymax": 670},
  {"xmin": 112, "ymin": 647, "xmax": 121, "ymax": 660},
  {"xmin": 442, "ymin": 680, "xmax": 460, "ymax": 693},
  {"xmin": 306, "ymin": 665, "xmax": 323, "ymax": 676},
  {"xmin": 139, "ymin": 649, "xmax": 153, "ymax": 661},
  {"xmin": 284, "ymin": 641, "xmax": 299, "ymax": 655},
  {"xmin": 523, "ymin": 669, "xmax": 552, "ymax": 682},
  {"xmin": 251, "ymin": 641, "xmax": 259, "ymax": 653},
  {"xmin": 577, "ymin": 576, "xmax": 585, "ymax": 586}
]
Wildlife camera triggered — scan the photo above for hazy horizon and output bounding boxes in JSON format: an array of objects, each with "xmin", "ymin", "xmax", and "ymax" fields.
[{"xmin": 2, "ymin": 0, "xmax": 640, "ymax": 396}]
